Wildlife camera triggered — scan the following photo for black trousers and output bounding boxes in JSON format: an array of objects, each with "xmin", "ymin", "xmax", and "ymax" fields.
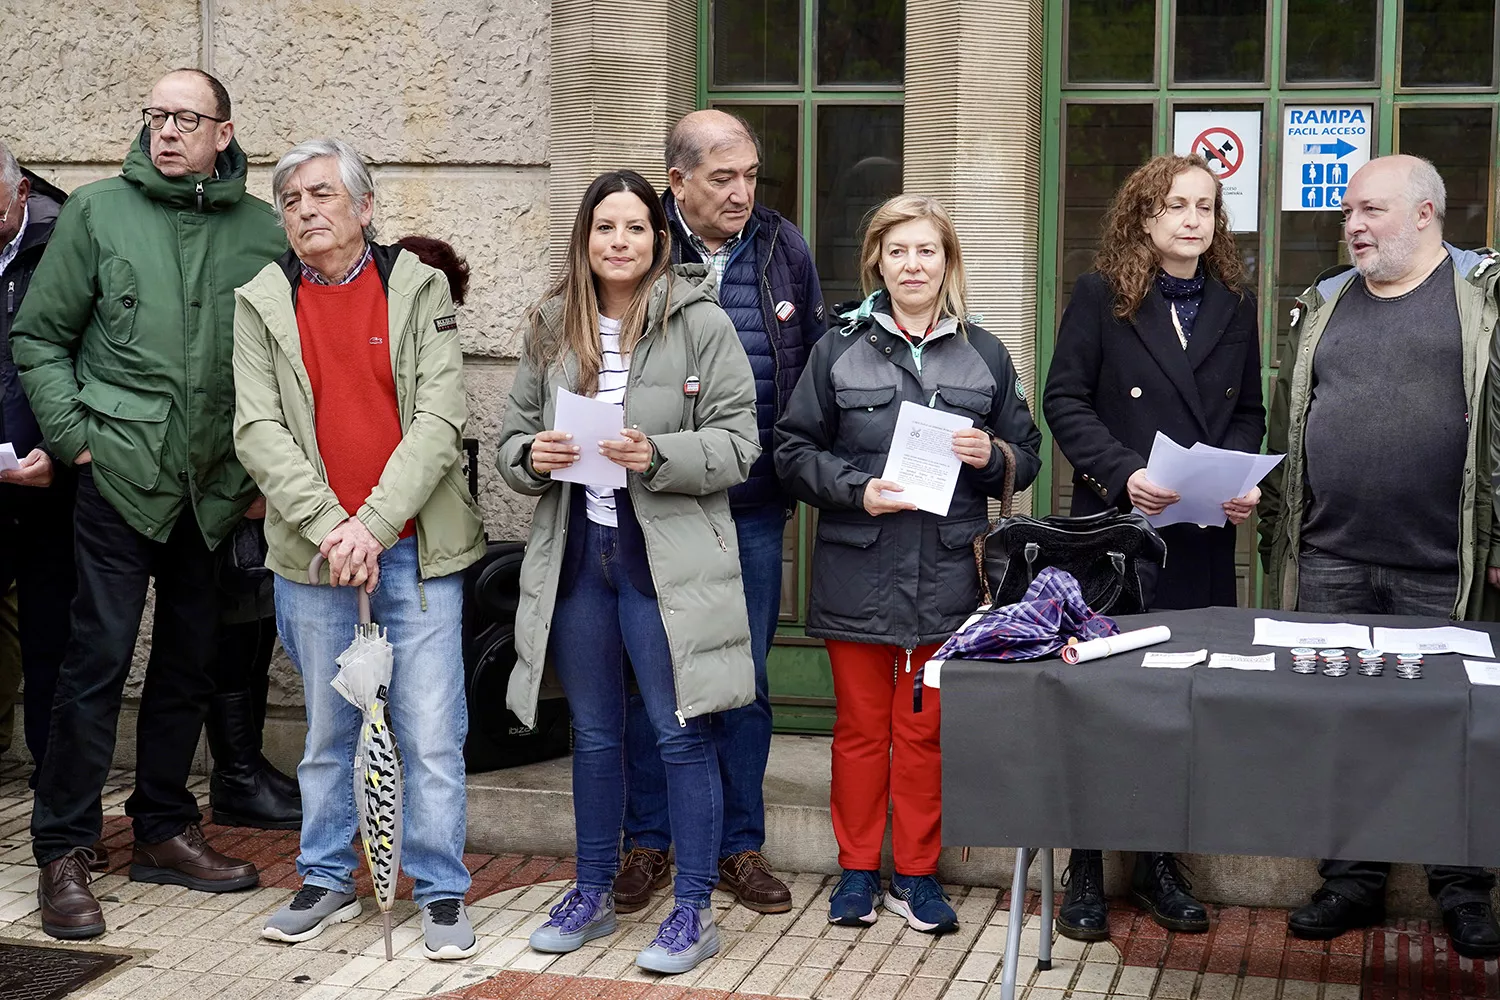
[
  {"xmin": 31, "ymin": 467, "xmax": 220, "ymax": 864},
  {"xmin": 1320, "ymin": 859, "xmax": 1494, "ymax": 911},
  {"xmin": 0, "ymin": 472, "xmax": 77, "ymax": 783}
]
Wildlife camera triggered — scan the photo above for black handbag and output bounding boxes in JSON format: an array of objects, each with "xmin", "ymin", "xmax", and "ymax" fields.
[{"xmin": 977, "ymin": 509, "xmax": 1167, "ymax": 615}]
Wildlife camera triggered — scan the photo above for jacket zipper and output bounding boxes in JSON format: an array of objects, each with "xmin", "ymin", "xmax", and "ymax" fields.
[
  {"xmin": 760, "ymin": 218, "xmax": 784, "ymax": 416},
  {"xmin": 195, "ymin": 181, "xmax": 204, "ymax": 212},
  {"xmin": 904, "ymin": 648, "xmax": 913, "ymax": 673},
  {"xmin": 5, "ymin": 280, "xmax": 12, "ymax": 315}
]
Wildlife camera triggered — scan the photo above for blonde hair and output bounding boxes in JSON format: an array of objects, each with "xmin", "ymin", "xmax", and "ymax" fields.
[{"xmin": 859, "ymin": 195, "xmax": 968, "ymax": 324}]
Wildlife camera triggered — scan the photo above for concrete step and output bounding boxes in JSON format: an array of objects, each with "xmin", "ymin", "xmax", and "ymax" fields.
[{"xmin": 4, "ymin": 705, "xmax": 1458, "ymax": 918}]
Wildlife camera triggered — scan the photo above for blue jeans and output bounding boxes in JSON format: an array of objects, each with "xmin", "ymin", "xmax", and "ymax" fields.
[
  {"xmin": 274, "ymin": 536, "xmax": 471, "ymax": 906},
  {"xmin": 623, "ymin": 504, "xmax": 781, "ymax": 858},
  {"xmin": 552, "ymin": 521, "xmax": 722, "ymax": 907}
]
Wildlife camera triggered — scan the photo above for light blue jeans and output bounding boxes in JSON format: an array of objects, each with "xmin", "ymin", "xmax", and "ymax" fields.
[{"xmin": 274, "ymin": 536, "xmax": 471, "ymax": 906}]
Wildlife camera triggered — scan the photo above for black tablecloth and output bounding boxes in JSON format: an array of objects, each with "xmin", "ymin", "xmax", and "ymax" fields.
[{"xmin": 940, "ymin": 607, "xmax": 1500, "ymax": 866}]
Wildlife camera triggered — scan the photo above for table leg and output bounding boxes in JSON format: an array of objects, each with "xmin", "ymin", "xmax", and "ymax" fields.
[
  {"xmin": 999, "ymin": 847, "xmax": 1033, "ymax": 1000},
  {"xmin": 1038, "ymin": 847, "xmax": 1054, "ymax": 971}
]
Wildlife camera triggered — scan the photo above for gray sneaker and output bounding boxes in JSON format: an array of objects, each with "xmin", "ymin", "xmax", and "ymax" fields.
[
  {"xmin": 262, "ymin": 884, "xmax": 362, "ymax": 943},
  {"xmin": 423, "ymin": 898, "xmax": 479, "ymax": 960},
  {"xmin": 529, "ymin": 887, "xmax": 616, "ymax": 953},
  {"xmin": 635, "ymin": 903, "xmax": 719, "ymax": 974}
]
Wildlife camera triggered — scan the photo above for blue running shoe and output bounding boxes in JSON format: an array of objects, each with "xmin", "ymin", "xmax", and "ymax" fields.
[
  {"xmin": 885, "ymin": 873, "xmax": 958, "ymax": 933},
  {"xmin": 635, "ymin": 902, "xmax": 720, "ymax": 974},
  {"xmin": 828, "ymin": 869, "xmax": 882, "ymax": 926},
  {"xmin": 529, "ymin": 887, "xmax": 616, "ymax": 953}
]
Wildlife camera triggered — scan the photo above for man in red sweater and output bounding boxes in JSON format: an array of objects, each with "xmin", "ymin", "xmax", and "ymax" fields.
[{"xmin": 231, "ymin": 139, "xmax": 486, "ymax": 959}]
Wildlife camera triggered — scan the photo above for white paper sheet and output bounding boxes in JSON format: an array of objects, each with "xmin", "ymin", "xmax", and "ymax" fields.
[
  {"xmin": 1251, "ymin": 617, "xmax": 1371, "ymax": 649},
  {"xmin": 878, "ymin": 401, "xmax": 973, "ymax": 516},
  {"xmin": 1372, "ymin": 626, "xmax": 1494, "ymax": 658},
  {"xmin": 548, "ymin": 388, "xmax": 627, "ymax": 490},
  {"xmin": 0, "ymin": 443, "xmax": 19, "ymax": 473},
  {"xmin": 1142, "ymin": 649, "xmax": 1208, "ymax": 668},
  {"xmin": 1136, "ymin": 432, "xmax": 1283, "ymax": 528},
  {"xmin": 1464, "ymin": 661, "xmax": 1500, "ymax": 686},
  {"xmin": 1208, "ymin": 652, "xmax": 1277, "ymax": 670}
]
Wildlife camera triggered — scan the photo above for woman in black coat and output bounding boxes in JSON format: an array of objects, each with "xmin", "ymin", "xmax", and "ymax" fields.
[{"xmin": 1041, "ymin": 153, "xmax": 1265, "ymax": 941}]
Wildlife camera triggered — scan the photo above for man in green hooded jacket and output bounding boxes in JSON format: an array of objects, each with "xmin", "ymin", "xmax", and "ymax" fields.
[{"xmin": 11, "ymin": 69, "xmax": 287, "ymax": 940}]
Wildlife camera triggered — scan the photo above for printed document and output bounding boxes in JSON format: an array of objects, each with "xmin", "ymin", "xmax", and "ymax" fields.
[
  {"xmin": 549, "ymin": 388, "xmax": 627, "ymax": 490},
  {"xmin": 1252, "ymin": 617, "xmax": 1370, "ymax": 649},
  {"xmin": 1464, "ymin": 661, "xmax": 1500, "ymax": 686},
  {"xmin": 1208, "ymin": 652, "xmax": 1277, "ymax": 670},
  {"xmin": 0, "ymin": 443, "xmax": 19, "ymax": 473},
  {"xmin": 1137, "ymin": 432, "xmax": 1283, "ymax": 528},
  {"xmin": 1372, "ymin": 626, "xmax": 1494, "ymax": 659},
  {"xmin": 879, "ymin": 401, "xmax": 973, "ymax": 516},
  {"xmin": 1142, "ymin": 649, "xmax": 1207, "ymax": 668}
]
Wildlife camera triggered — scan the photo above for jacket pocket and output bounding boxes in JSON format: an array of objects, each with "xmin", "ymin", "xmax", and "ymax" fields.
[
  {"xmin": 935, "ymin": 384, "xmax": 994, "ymax": 419},
  {"xmin": 98, "ymin": 257, "xmax": 139, "ymax": 346},
  {"xmin": 811, "ymin": 517, "xmax": 883, "ymax": 623},
  {"xmin": 834, "ymin": 385, "xmax": 897, "ymax": 410},
  {"xmin": 75, "ymin": 381, "xmax": 171, "ymax": 491},
  {"xmin": 935, "ymin": 517, "xmax": 988, "ymax": 616}
]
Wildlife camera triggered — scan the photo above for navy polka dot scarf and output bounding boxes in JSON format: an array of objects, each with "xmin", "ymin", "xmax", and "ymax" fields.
[{"xmin": 1156, "ymin": 265, "xmax": 1206, "ymax": 342}]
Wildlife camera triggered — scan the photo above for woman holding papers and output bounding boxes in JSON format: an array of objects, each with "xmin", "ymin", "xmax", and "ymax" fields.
[
  {"xmin": 774, "ymin": 195, "xmax": 1041, "ymax": 934},
  {"xmin": 1041, "ymin": 154, "xmax": 1266, "ymax": 941},
  {"xmin": 497, "ymin": 170, "xmax": 759, "ymax": 974}
]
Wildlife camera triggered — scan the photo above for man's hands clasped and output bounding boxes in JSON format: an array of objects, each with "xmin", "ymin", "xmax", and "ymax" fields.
[{"xmin": 320, "ymin": 517, "xmax": 384, "ymax": 593}]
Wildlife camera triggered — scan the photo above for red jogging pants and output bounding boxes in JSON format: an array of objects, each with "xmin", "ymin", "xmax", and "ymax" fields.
[{"xmin": 826, "ymin": 639, "xmax": 944, "ymax": 875}]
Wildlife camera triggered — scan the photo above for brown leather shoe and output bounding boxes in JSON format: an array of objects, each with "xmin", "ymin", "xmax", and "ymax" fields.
[
  {"xmin": 39, "ymin": 848, "xmax": 105, "ymax": 939},
  {"xmin": 613, "ymin": 847, "xmax": 670, "ymax": 913},
  {"xmin": 130, "ymin": 822, "xmax": 258, "ymax": 892},
  {"xmin": 87, "ymin": 839, "xmax": 111, "ymax": 874},
  {"xmin": 718, "ymin": 850, "xmax": 792, "ymax": 913}
]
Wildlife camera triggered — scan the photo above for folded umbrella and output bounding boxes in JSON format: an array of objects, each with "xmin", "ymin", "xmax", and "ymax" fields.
[
  {"xmin": 309, "ymin": 556, "xmax": 402, "ymax": 961},
  {"xmin": 931, "ymin": 566, "xmax": 1119, "ymax": 663}
]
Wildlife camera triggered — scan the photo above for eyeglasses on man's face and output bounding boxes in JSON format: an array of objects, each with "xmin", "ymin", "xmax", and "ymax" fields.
[
  {"xmin": 0, "ymin": 186, "xmax": 20, "ymax": 228},
  {"xmin": 142, "ymin": 107, "xmax": 226, "ymax": 133}
]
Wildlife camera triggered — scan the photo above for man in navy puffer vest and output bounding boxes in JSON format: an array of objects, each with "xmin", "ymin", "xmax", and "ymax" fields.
[{"xmin": 617, "ymin": 110, "xmax": 825, "ymax": 915}]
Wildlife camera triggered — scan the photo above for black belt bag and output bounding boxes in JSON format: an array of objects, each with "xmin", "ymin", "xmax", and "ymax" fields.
[{"xmin": 975, "ymin": 510, "xmax": 1167, "ymax": 615}]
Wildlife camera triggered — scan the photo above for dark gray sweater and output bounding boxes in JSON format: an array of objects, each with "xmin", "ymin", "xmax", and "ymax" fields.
[{"xmin": 1301, "ymin": 258, "xmax": 1465, "ymax": 570}]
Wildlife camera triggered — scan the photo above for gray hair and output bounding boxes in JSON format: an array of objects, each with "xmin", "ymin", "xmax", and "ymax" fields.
[
  {"xmin": 1406, "ymin": 155, "xmax": 1447, "ymax": 224},
  {"xmin": 665, "ymin": 112, "xmax": 762, "ymax": 178},
  {"xmin": 271, "ymin": 138, "xmax": 378, "ymax": 241},
  {"xmin": 0, "ymin": 141, "xmax": 21, "ymax": 196}
]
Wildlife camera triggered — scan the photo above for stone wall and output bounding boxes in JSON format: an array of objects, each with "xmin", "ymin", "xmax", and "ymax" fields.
[{"xmin": 0, "ymin": 0, "xmax": 551, "ymax": 707}]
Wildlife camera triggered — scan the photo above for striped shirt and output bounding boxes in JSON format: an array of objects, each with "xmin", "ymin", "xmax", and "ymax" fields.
[{"xmin": 584, "ymin": 315, "xmax": 631, "ymax": 526}]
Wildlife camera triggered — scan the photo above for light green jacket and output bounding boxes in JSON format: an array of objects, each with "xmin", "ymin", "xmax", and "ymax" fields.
[
  {"xmin": 232, "ymin": 246, "xmax": 486, "ymax": 583},
  {"xmin": 497, "ymin": 267, "xmax": 760, "ymax": 728},
  {"xmin": 1259, "ymin": 243, "xmax": 1500, "ymax": 620}
]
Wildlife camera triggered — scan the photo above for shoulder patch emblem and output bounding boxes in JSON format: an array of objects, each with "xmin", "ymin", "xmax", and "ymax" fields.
[
  {"xmin": 814, "ymin": 300, "xmax": 825, "ymax": 323},
  {"xmin": 1015, "ymin": 376, "xmax": 1027, "ymax": 402},
  {"xmin": 434, "ymin": 315, "xmax": 458, "ymax": 333}
]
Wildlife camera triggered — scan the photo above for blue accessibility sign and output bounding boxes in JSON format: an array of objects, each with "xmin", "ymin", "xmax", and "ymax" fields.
[{"xmin": 1282, "ymin": 105, "xmax": 1372, "ymax": 212}]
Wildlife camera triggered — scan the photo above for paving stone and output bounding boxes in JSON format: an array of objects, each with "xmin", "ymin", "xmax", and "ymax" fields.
[
  {"xmin": 1154, "ymin": 969, "xmax": 1197, "ymax": 999},
  {"xmin": 1113, "ymin": 965, "xmax": 1159, "ymax": 996}
]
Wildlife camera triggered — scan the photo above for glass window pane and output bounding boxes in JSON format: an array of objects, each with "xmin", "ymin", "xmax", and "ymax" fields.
[
  {"xmin": 1398, "ymin": 106, "xmax": 1495, "ymax": 250},
  {"xmin": 711, "ymin": 103, "xmax": 801, "ymax": 227},
  {"xmin": 1067, "ymin": 0, "xmax": 1156, "ymax": 84},
  {"xmin": 817, "ymin": 0, "xmax": 905, "ymax": 86},
  {"xmin": 1173, "ymin": 0, "xmax": 1267, "ymax": 83},
  {"xmin": 1053, "ymin": 102, "xmax": 1153, "ymax": 517},
  {"xmin": 1401, "ymin": 0, "xmax": 1496, "ymax": 88},
  {"xmin": 712, "ymin": 0, "xmax": 801, "ymax": 87},
  {"xmin": 1274, "ymin": 211, "xmax": 1344, "ymax": 368},
  {"xmin": 1285, "ymin": 0, "xmax": 1377, "ymax": 83},
  {"xmin": 814, "ymin": 104, "xmax": 903, "ymax": 311}
]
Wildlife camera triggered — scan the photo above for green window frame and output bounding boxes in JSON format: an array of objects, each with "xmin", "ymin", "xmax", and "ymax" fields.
[
  {"xmin": 1038, "ymin": 0, "xmax": 1500, "ymax": 607},
  {"xmin": 698, "ymin": 0, "xmax": 905, "ymax": 732}
]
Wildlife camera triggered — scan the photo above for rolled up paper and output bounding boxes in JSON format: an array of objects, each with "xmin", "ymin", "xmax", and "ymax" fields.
[{"xmin": 1061, "ymin": 625, "xmax": 1172, "ymax": 664}]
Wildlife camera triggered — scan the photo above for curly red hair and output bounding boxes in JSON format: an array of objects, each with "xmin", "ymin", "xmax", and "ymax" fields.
[{"xmin": 1094, "ymin": 154, "xmax": 1245, "ymax": 320}]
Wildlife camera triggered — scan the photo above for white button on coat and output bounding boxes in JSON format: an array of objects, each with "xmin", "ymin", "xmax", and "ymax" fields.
[{"xmin": 1130, "ymin": 387, "xmax": 1142, "ymax": 398}]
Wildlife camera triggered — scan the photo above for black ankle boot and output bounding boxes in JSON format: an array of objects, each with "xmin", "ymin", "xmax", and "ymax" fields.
[
  {"xmin": 1057, "ymin": 849, "xmax": 1109, "ymax": 941},
  {"xmin": 1131, "ymin": 852, "xmax": 1209, "ymax": 933},
  {"xmin": 206, "ymin": 690, "xmax": 302, "ymax": 830}
]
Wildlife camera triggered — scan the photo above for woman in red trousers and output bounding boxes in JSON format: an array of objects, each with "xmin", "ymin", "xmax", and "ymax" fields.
[{"xmin": 774, "ymin": 195, "xmax": 1041, "ymax": 933}]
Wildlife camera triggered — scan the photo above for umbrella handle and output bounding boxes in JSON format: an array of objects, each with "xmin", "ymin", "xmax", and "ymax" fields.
[{"xmin": 307, "ymin": 554, "xmax": 374, "ymax": 626}]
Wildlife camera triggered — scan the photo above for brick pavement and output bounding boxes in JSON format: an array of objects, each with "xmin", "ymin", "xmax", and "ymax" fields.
[{"xmin": 0, "ymin": 761, "xmax": 1494, "ymax": 999}]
